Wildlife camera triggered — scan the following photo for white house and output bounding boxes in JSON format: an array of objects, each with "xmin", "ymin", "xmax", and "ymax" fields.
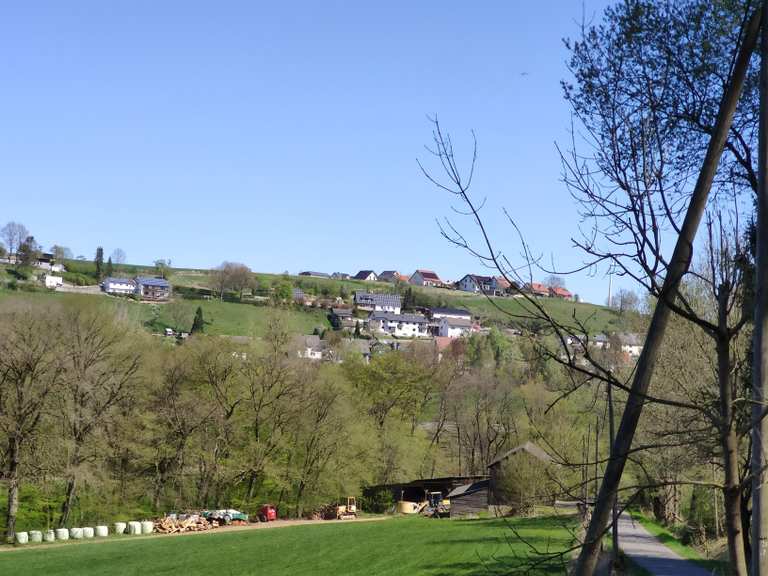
[
  {"xmin": 294, "ymin": 335, "xmax": 325, "ymax": 361},
  {"xmin": 102, "ymin": 277, "xmax": 136, "ymax": 295},
  {"xmin": 409, "ymin": 269, "xmax": 442, "ymax": 287},
  {"xmin": 617, "ymin": 333, "xmax": 643, "ymax": 357},
  {"xmin": 354, "ymin": 292, "xmax": 402, "ymax": 314},
  {"xmin": 44, "ymin": 274, "xmax": 63, "ymax": 289},
  {"xmin": 51, "ymin": 263, "xmax": 66, "ymax": 273},
  {"xmin": 438, "ymin": 317, "xmax": 474, "ymax": 338},
  {"xmin": 369, "ymin": 311, "xmax": 429, "ymax": 338},
  {"xmin": 352, "ymin": 270, "xmax": 378, "ymax": 282}
]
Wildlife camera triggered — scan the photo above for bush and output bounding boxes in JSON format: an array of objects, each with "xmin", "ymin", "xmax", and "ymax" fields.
[
  {"xmin": 360, "ymin": 487, "xmax": 394, "ymax": 514},
  {"xmin": 63, "ymin": 272, "xmax": 97, "ymax": 286}
]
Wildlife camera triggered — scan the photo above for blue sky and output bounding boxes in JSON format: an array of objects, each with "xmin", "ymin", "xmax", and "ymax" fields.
[{"xmin": 1, "ymin": 0, "xmax": 621, "ymax": 303}]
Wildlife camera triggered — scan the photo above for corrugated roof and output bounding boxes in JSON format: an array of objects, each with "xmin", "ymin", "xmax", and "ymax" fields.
[
  {"xmin": 354, "ymin": 292, "xmax": 402, "ymax": 308},
  {"xmin": 136, "ymin": 276, "xmax": 170, "ymax": 287},
  {"xmin": 370, "ymin": 311, "xmax": 428, "ymax": 324},
  {"xmin": 431, "ymin": 307, "xmax": 471, "ymax": 317},
  {"xmin": 447, "ymin": 479, "xmax": 490, "ymax": 499},
  {"xmin": 487, "ymin": 441, "xmax": 552, "ymax": 468}
]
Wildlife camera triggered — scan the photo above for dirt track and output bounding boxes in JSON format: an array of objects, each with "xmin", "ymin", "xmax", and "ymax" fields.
[{"xmin": 0, "ymin": 516, "xmax": 390, "ymax": 553}]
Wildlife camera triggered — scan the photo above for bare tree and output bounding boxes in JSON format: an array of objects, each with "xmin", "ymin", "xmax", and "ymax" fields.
[
  {"xmin": 111, "ymin": 248, "xmax": 126, "ymax": 265},
  {"xmin": 0, "ymin": 222, "xmax": 28, "ymax": 262}
]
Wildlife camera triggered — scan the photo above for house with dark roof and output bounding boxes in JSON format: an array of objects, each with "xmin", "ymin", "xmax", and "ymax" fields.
[
  {"xmin": 378, "ymin": 270, "xmax": 407, "ymax": 283},
  {"xmin": 332, "ymin": 272, "xmax": 350, "ymax": 280},
  {"xmin": 354, "ymin": 291, "xmax": 401, "ymax": 314},
  {"xmin": 102, "ymin": 277, "xmax": 136, "ymax": 295},
  {"xmin": 438, "ymin": 317, "xmax": 474, "ymax": 338},
  {"xmin": 409, "ymin": 269, "xmax": 442, "ymax": 287},
  {"xmin": 353, "ymin": 270, "xmax": 378, "ymax": 282},
  {"xmin": 299, "ymin": 271, "xmax": 330, "ymax": 278},
  {"xmin": 293, "ymin": 334, "xmax": 325, "ymax": 361},
  {"xmin": 135, "ymin": 277, "xmax": 171, "ymax": 300},
  {"xmin": 369, "ymin": 311, "xmax": 429, "ymax": 338}
]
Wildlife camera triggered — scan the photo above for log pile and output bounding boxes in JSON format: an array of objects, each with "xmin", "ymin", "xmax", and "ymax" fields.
[
  {"xmin": 154, "ymin": 516, "xmax": 215, "ymax": 534},
  {"xmin": 310, "ymin": 504, "xmax": 338, "ymax": 520}
]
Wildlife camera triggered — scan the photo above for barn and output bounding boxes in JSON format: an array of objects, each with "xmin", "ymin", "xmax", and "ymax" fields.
[
  {"xmin": 487, "ymin": 441, "xmax": 553, "ymax": 512},
  {"xmin": 446, "ymin": 479, "xmax": 490, "ymax": 518}
]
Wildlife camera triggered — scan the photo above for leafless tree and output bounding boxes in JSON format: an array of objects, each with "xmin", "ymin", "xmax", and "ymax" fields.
[
  {"xmin": 0, "ymin": 222, "xmax": 28, "ymax": 262},
  {"xmin": 111, "ymin": 248, "xmax": 126, "ymax": 265}
]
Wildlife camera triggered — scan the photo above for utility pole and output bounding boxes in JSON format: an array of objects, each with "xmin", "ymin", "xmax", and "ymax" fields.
[{"xmin": 752, "ymin": 2, "xmax": 768, "ymax": 573}]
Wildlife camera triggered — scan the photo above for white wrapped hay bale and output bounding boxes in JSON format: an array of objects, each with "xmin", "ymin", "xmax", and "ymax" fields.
[
  {"xmin": 114, "ymin": 522, "xmax": 126, "ymax": 535},
  {"xmin": 29, "ymin": 531, "xmax": 42, "ymax": 543},
  {"xmin": 15, "ymin": 532, "xmax": 28, "ymax": 545},
  {"xmin": 128, "ymin": 521, "xmax": 142, "ymax": 535},
  {"xmin": 83, "ymin": 527, "xmax": 94, "ymax": 538},
  {"xmin": 44, "ymin": 530, "xmax": 55, "ymax": 543},
  {"xmin": 95, "ymin": 525, "xmax": 108, "ymax": 537},
  {"xmin": 70, "ymin": 527, "xmax": 83, "ymax": 539},
  {"xmin": 55, "ymin": 528, "xmax": 69, "ymax": 540},
  {"xmin": 140, "ymin": 520, "xmax": 154, "ymax": 534}
]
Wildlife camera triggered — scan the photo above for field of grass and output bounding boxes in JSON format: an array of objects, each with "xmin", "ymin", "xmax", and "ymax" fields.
[
  {"xmin": 0, "ymin": 515, "xmax": 576, "ymax": 576},
  {"xmin": 0, "ymin": 291, "xmax": 330, "ymax": 337}
]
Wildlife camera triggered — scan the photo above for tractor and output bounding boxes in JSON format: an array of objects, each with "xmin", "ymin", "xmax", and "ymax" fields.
[{"xmin": 336, "ymin": 496, "xmax": 358, "ymax": 520}]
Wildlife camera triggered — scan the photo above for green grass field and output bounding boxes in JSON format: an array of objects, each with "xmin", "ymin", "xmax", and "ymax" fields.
[
  {"xmin": 0, "ymin": 291, "xmax": 330, "ymax": 337},
  {"xmin": 0, "ymin": 516, "xmax": 575, "ymax": 576}
]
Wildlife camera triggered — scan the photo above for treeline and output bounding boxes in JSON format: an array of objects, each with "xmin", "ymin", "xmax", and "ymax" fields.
[{"xmin": 0, "ymin": 297, "xmax": 577, "ymax": 542}]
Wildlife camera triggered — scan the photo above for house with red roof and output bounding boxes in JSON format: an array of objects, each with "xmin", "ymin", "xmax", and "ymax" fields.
[
  {"xmin": 549, "ymin": 286, "xmax": 573, "ymax": 300},
  {"xmin": 409, "ymin": 269, "xmax": 442, "ymax": 287},
  {"xmin": 525, "ymin": 282, "xmax": 550, "ymax": 297}
]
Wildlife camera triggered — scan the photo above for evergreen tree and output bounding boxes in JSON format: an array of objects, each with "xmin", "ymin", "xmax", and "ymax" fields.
[
  {"xmin": 95, "ymin": 246, "xmax": 104, "ymax": 279},
  {"xmin": 105, "ymin": 257, "xmax": 114, "ymax": 278},
  {"xmin": 191, "ymin": 306, "xmax": 205, "ymax": 334},
  {"xmin": 354, "ymin": 321, "xmax": 361, "ymax": 338},
  {"xmin": 402, "ymin": 286, "xmax": 415, "ymax": 310},
  {"xmin": 16, "ymin": 236, "xmax": 40, "ymax": 268}
]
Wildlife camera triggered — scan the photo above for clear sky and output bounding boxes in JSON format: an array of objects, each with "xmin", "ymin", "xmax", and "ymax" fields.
[{"xmin": 1, "ymin": 0, "xmax": 620, "ymax": 303}]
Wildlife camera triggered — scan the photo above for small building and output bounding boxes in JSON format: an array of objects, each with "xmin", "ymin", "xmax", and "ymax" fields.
[
  {"xmin": 487, "ymin": 442, "xmax": 553, "ymax": 508},
  {"xmin": 430, "ymin": 307, "xmax": 472, "ymax": 321},
  {"xmin": 299, "ymin": 271, "xmax": 331, "ymax": 278},
  {"xmin": 549, "ymin": 286, "xmax": 573, "ymax": 300},
  {"xmin": 332, "ymin": 272, "xmax": 350, "ymax": 280},
  {"xmin": 438, "ymin": 317, "xmax": 474, "ymax": 338},
  {"xmin": 102, "ymin": 277, "xmax": 136, "ymax": 295},
  {"xmin": 354, "ymin": 291, "xmax": 402, "ymax": 314},
  {"xmin": 36, "ymin": 252, "xmax": 55, "ymax": 270},
  {"xmin": 135, "ymin": 276, "xmax": 171, "ymax": 300},
  {"xmin": 353, "ymin": 270, "xmax": 378, "ymax": 282},
  {"xmin": 293, "ymin": 334, "xmax": 325, "ymax": 360},
  {"xmin": 364, "ymin": 476, "xmax": 488, "ymax": 505},
  {"xmin": 456, "ymin": 274, "xmax": 497, "ymax": 294},
  {"xmin": 447, "ymin": 479, "xmax": 490, "ymax": 518},
  {"xmin": 617, "ymin": 332, "xmax": 643, "ymax": 358},
  {"xmin": 330, "ymin": 307, "xmax": 356, "ymax": 330},
  {"xmin": 525, "ymin": 282, "xmax": 550, "ymax": 297},
  {"xmin": 378, "ymin": 270, "xmax": 408, "ymax": 283},
  {"xmin": 409, "ymin": 269, "xmax": 442, "ymax": 287},
  {"xmin": 369, "ymin": 311, "xmax": 429, "ymax": 338},
  {"xmin": 44, "ymin": 274, "xmax": 63, "ymax": 289}
]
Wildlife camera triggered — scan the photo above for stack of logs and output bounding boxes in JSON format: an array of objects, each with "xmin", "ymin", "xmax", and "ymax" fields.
[
  {"xmin": 154, "ymin": 516, "xmax": 216, "ymax": 534},
  {"xmin": 310, "ymin": 504, "xmax": 338, "ymax": 521}
]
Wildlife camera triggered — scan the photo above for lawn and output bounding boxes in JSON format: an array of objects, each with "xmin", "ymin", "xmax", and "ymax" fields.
[
  {"xmin": 0, "ymin": 291, "xmax": 330, "ymax": 337},
  {"xmin": 0, "ymin": 516, "xmax": 576, "ymax": 576}
]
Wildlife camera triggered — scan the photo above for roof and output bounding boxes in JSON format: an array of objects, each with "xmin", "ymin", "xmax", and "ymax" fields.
[
  {"xmin": 354, "ymin": 292, "xmax": 402, "ymax": 308},
  {"xmin": 378, "ymin": 270, "xmax": 403, "ymax": 281},
  {"xmin": 528, "ymin": 282, "xmax": 549, "ymax": 294},
  {"xmin": 331, "ymin": 308, "xmax": 353, "ymax": 317},
  {"xmin": 135, "ymin": 276, "xmax": 170, "ymax": 287},
  {"xmin": 446, "ymin": 479, "xmax": 490, "ymax": 499},
  {"xmin": 103, "ymin": 277, "xmax": 135, "ymax": 285},
  {"xmin": 488, "ymin": 441, "xmax": 552, "ymax": 468},
  {"xmin": 495, "ymin": 276, "xmax": 512, "ymax": 289},
  {"xmin": 433, "ymin": 336, "xmax": 454, "ymax": 352},
  {"xmin": 299, "ymin": 271, "xmax": 330, "ymax": 278},
  {"xmin": 370, "ymin": 311, "xmax": 428, "ymax": 324},
  {"xmin": 293, "ymin": 334, "xmax": 323, "ymax": 349},
  {"xmin": 461, "ymin": 274, "xmax": 493, "ymax": 284},
  {"xmin": 414, "ymin": 269, "xmax": 441, "ymax": 281},
  {"xmin": 431, "ymin": 307, "xmax": 471, "ymax": 318},
  {"xmin": 353, "ymin": 270, "xmax": 377, "ymax": 280},
  {"xmin": 441, "ymin": 317, "xmax": 473, "ymax": 328},
  {"xmin": 550, "ymin": 286, "xmax": 572, "ymax": 297},
  {"xmin": 617, "ymin": 332, "xmax": 643, "ymax": 346}
]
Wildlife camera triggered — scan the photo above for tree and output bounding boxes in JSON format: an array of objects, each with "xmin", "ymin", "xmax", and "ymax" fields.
[
  {"xmin": 95, "ymin": 247, "xmax": 104, "ymax": 279},
  {"xmin": 544, "ymin": 275, "xmax": 565, "ymax": 289},
  {"xmin": 0, "ymin": 222, "xmax": 28, "ymax": 262},
  {"xmin": 191, "ymin": 306, "xmax": 205, "ymax": 334},
  {"xmin": 111, "ymin": 248, "xmax": 126, "ymax": 265},
  {"xmin": 105, "ymin": 257, "xmax": 114, "ymax": 278},
  {"xmin": 165, "ymin": 300, "xmax": 193, "ymax": 334},
  {"xmin": 16, "ymin": 236, "xmax": 40, "ymax": 268},
  {"xmin": 211, "ymin": 262, "xmax": 251, "ymax": 300},
  {"xmin": 0, "ymin": 303, "xmax": 63, "ymax": 542},
  {"xmin": 0, "ymin": 244, "xmax": 6, "ymax": 260},
  {"xmin": 50, "ymin": 245, "xmax": 72, "ymax": 262},
  {"xmin": 154, "ymin": 259, "xmax": 170, "ymax": 279}
]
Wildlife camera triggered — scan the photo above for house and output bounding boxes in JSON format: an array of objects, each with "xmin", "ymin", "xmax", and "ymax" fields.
[
  {"xmin": 102, "ymin": 277, "xmax": 136, "ymax": 295},
  {"xmin": 447, "ymin": 479, "xmax": 490, "ymax": 518},
  {"xmin": 36, "ymin": 252, "xmax": 55, "ymax": 270},
  {"xmin": 409, "ymin": 269, "xmax": 442, "ymax": 287},
  {"xmin": 51, "ymin": 263, "xmax": 66, "ymax": 273},
  {"xmin": 299, "ymin": 271, "xmax": 330, "ymax": 278},
  {"xmin": 430, "ymin": 307, "xmax": 472, "ymax": 321},
  {"xmin": 293, "ymin": 334, "xmax": 325, "ymax": 360},
  {"xmin": 369, "ymin": 311, "xmax": 429, "ymax": 338},
  {"xmin": 487, "ymin": 442, "xmax": 553, "ymax": 509},
  {"xmin": 352, "ymin": 270, "xmax": 378, "ymax": 282},
  {"xmin": 44, "ymin": 274, "xmax": 63, "ymax": 289},
  {"xmin": 549, "ymin": 286, "xmax": 573, "ymax": 300},
  {"xmin": 438, "ymin": 317, "xmax": 474, "ymax": 338},
  {"xmin": 354, "ymin": 291, "xmax": 402, "ymax": 314},
  {"xmin": 590, "ymin": 334, "xmax": 610, "ymax": 349},
  {"xmin": 456, "ymin": 274, "xmax": 500, "ymax": 294},
  {"xmin": 330, "ymin": 308, "xmax": 356, "ymax": 330},
  {"xmin": 617, "ymin": 332, "xmax": 643, "ymax": 357},
  {"xmin": 378, "ymin": 270, "xmax": 408, "ymax": 283},
  {"xmin": 134, "ymin": 276, "xmax": 171, "ymax": 300},
  {"xmin": 525, "ymin": 282, "xmax": 550, "ymax": 297},
  {"xmin": 332, "ymin": 272, "xmax": 350, "ymax": 280}
]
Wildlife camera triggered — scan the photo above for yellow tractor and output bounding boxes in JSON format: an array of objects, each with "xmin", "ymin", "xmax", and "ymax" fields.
[{"xmin": 336, "ymin": 496, "xmax": 358, "ymax": 520}]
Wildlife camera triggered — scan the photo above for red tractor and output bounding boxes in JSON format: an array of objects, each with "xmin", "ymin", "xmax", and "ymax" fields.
[{"xmin": 259, "ymin": 504, "xmax": 277, "ymax": 522}]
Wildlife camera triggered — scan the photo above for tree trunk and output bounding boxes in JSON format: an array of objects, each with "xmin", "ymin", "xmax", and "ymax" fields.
[
  {"xmin": 717, "ymin": 286, "xmax": 748, "ymax": 576},
  {"xmin": 573, "ymin": 11, "xmax": 762, "ymax": 574},
  {"xmin": 59, "ymin": 476, "xmax": 77, "ymax": 528},
  {"xmin": 4, "ymin": 436, "xmax": 20, "ymax": 544}
]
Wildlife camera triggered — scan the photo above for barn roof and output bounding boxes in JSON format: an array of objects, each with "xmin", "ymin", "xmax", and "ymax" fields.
[
  {"xmin": 487, "ymin": 441, "xmax": 552, "ymax": 468},
  {"xmin": 446, "ymin": 479, "xmax": 490, "ymax": 499}
]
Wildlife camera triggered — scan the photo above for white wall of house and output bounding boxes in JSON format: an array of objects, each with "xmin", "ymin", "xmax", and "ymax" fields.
[
  {"xmin": 371, "ymin": 318, "xmax": 428, "ymax": 338},
  {"xmin": 409, "ymin": 271, "xmax": 439, "ymax": 287},
  {"xmin": 457, "ymin": 276, "xmax": 479, "ymax": 292},
  {"xmin": 104, "ymin": 280, "xmax": 135, "ymax": 294},
  {"xmin": 374, "ymin": 303, "xmax": 401, "ymax": 314},
  {"xmin": 438, "ymin": 318, "xmax": 472, "ymax": 338}
]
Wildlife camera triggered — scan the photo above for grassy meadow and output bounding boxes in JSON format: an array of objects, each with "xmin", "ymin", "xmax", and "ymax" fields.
[{"xmin": 0, "ymin": 515, "xmax": 576, "ymax": 576}]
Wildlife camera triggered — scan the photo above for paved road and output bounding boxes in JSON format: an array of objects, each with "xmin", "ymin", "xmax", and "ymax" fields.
[{"xmin": 617, "ymin": 513, "xmax": 714, "ymax": 576}]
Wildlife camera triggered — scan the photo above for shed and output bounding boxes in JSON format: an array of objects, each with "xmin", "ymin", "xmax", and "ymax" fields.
[
  {"xmin": 447, "ymin": 479, "xmax": 490, "ymax": 518},
  {"xmin": 487, "ymin": 441, "xmax": 553, "ymax": 508}
]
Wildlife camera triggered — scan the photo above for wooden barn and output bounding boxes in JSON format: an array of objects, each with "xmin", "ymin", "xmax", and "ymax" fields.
[
  {"xmin": 365, "ymin": 475, "xmax": 488, "ymax": 504},
  {"xmin": 446, "ymin": 479, "xmax": 490, "ymax": 518},
  {"xmin": 487, "ymin": 441, "xmax": 553, "ymax": 511}
]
